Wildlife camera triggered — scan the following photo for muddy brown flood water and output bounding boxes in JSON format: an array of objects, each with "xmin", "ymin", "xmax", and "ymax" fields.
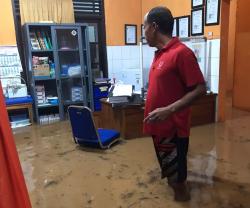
[{"xmin": 13, "ymin": 109, "xmax": 250, "ymax": 208}]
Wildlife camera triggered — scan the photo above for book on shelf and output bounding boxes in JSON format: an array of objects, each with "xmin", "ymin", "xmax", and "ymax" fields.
[
  {"xmin": 41, "ymin": 31, "xmax": 50, "ymax": 49},
  {"xmin": 30, "ymin": 32, "xmax": 41, "ymax": 50},
  {"xmin": 45, "ymin": 32, "xmax": 53, "ymax": 49},
  {"xmin": 36, "ymin": 31, "xmax": 46, "ymax": 50},
  {"xmin": 30, "ymin": 30, "xmax": 53, "ymax": 50}
]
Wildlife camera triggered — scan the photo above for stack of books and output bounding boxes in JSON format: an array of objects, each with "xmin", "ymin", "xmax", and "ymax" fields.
[
  {"xmin": 108, "ymin": 96, "xmax": 129, "ymax": 104},
  {"xmin": 30, "ymin": 30, "xmax": 52, "ymax": 50},
  {"xmin": 94, "ymin": 78, "xmax": 111, "ymax": 84},
  {"xmin": 39, "ymin": 114, "xmax": 60, "ymax": 125},
  {"xmin": 35, "ymin": 85, "xmax": 46, "ymax": 105},
  {"xmin": 71, "ymin": 87, "xmax": 83, "ymax": 102}
]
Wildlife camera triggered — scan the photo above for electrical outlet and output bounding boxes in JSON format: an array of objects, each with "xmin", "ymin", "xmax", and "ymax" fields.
[{"xmin": 208, "ymin": 31, "xmax": 213, "ymax": 36}]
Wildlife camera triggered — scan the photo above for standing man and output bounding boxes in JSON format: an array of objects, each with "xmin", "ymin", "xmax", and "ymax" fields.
[{"xmin": 143, "ymin": 7, "xmax": 206, "ymax": 202}]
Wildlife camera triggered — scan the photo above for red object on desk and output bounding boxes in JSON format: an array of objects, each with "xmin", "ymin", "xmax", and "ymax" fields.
[{"xmin": 0, "ymin": 83, "xmax": 31, "ymax": 208}]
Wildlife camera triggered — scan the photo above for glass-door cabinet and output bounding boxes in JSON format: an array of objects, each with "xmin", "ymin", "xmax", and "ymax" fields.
[
  {"xmin": 24, "ymin": 23, "xmax": 94, "ymax": 123},
  {"xmin": 52, "ymin": 25, "xmax": 94, "ymax": 119}
]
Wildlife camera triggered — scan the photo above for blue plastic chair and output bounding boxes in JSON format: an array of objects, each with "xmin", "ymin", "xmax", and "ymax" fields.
[{"xmin": 68, "ymin": 106, "xmax": 120, "ymax": 149}]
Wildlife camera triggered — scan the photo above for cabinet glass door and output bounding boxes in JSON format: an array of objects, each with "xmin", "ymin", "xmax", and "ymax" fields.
[
  {"xmin": 56, "ymin": 29, "xmax": 79, "ymax": 50},
  {"xmin": 55, "ymin": 28, "xmax": 81, "ymax": 78},
  {"xmin": 54, "ymin": 27, "xmax": 86, "ymax": 111}
]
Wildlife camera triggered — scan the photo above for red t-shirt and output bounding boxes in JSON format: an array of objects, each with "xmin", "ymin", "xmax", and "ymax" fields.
[{"xmin": 144, "ymin": 38, "xmax": 205, "ymax": 138}]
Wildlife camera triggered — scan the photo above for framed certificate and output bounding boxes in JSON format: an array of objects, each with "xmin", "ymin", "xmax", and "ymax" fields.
[
  {"xmin": 125, "ymin": 24, "xmax": 137, "ymax": 45},
  {"xmin": 192, "ymin": 0, "xmax": 204, "ymax": 9},
  {"xmin": 172, "ymin": 18, "xmax": 178, "ymax": 37},
  {"xmin": 205, "ymin": 0, "xmax": 221, "ymax": 25},
  {"xmin": 178, "ymin": 16, "xmax": 190, "ymax": 38},
  {"xmin": 191, "ymin": 8, "xmax": 204, "ymax": 36}
]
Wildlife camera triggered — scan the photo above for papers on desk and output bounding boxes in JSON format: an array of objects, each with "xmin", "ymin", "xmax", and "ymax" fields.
[
  {"xmin": 107, "ymin": 84, "xmax": 133, "ymax": 104},
  {"xmin": 107, "ymin": 96, "xmax": 129, "ymax": 104},
  {"xmin": 112, "ymin": 84, "xmax": 133, "ymax": 97}
]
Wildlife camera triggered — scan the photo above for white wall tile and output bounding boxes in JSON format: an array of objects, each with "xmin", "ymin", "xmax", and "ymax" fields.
[
  {"xmin": 119, "ymin": 70, "xmax": 142, "ymax": 91},
  {"xmin": 120, "ymin": 46, "xmax": 140, "ymax": 60},
  {"xmin": 107, "ymin": 46, "xmax": 113, "ymax": 61},
  {"xmin": 207, "ymin": 39, "xmax": 220, "ymax": 58},
  {"xmin": 206, "ymin": 57, "xmax": 220, "ymax": 88},
  {"xmin": 210, "ymin": 58, "xmax": 220, "ymax": 76},
  {"xmin": 122, "ymin": 58, "xmax": 140, "ymax": 70},
  {"xmin": 107, "ymin": 59, "xmax": 113, "ymax": 78},
  {"xmin": 114, "ymin": 73, "xmax": 123, "ymax": 83},
  {"xmin": 148, "ymin": 47, "xmax": 156, "ymax": 58},
  {"xmin": 143, "ymin": 45, "xmax": 155, "ymax": 59},
  {"xmin": 211, "ymin": 39, "xmax": 220, "ymax": 58},
  {"xmin": 130, "ymin": 59, "xmax": 140, "ymax": 69},
  {"xmin": 135, "ymin": 46, "xmax": 141, "ymax": 59},
  {"xmin": 121, "ymin": 46, "xmax": 130, "ymax": 60},
  {"xmin": 122, "ymin": 59, "xmax": 130, "ymax": 70},
  {"xmin": 143, "ymin": 67, "xmax": 150, "ymax": 86},
  {"xmin": 112, "ymin": 59, "xmax": 123, "ymax": 74},
  {"xmin": 112, "ymin": 46, "xmax": 122, "ymax": 60},
  {"xmin": 206, "ymin": 41, "xmax": 212, "ymax": 59},
  {"xmin": 143, "ymin": 58, "xmax": 151, "ymax": 69},
  {"xmin": 209, "ymin": 76, "xmax": 219, "ymax": 93}
]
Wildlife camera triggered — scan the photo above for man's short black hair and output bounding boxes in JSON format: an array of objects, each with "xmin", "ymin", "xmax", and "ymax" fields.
[{"xmin": 147, "ymin": 6, "xmax": 174, "ymax": 36}]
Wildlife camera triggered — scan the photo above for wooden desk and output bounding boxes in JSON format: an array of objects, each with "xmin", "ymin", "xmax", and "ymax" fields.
[
  {"xmin": 93, "ymin": 94, "xmax": 217, "ymax": 139},
  {"xmin": 6, "ymin": 103, "xmax": 34, "ymax": 124}
]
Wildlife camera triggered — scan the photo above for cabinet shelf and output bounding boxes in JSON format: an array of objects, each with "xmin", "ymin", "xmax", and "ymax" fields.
[
  {"xmin": 34, "ymin": 76, "xmax": 56, "ymax": 81},
  {"xmin": 32, "ymin": 49, "xmax": 53, "ymax": 53},
  {"xmin": 58, "ymin": 49, "xmax": 79, "ymax": 52},
  {"xmin": 37, "ymin": 103, "xmax": 59, "ymax": 108},
  {"xmin": 63, "ymin": 100, "xmax": 83, "ymax": 105},
  {"xmin": 60, "ymin": 75, "xmax": 82, "ymax": 79}
]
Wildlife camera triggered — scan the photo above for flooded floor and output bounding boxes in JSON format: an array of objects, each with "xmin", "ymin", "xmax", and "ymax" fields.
[{"xmin": 13, "ymin": 108, "xmax": 250, "ymax": 208}]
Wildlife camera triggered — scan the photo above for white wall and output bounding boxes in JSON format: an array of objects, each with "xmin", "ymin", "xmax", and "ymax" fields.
[
  {"xmin": 106, "ymin": 39, "xmax": 220, "ymax": 93},
  {"xmin": 206, "ymin": 39, "xmax": 220, "ymax": 93},
  {"xmin": 107, "ymin": 46, "xmax": 141, "ymax": 91}
]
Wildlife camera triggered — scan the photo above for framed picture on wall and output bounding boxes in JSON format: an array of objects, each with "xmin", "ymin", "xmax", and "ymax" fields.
[
  {"xmin": 205, "ymin": 0, "xmax": 221, "ymax": 25},
  {"xmin": 192, "ymin": 0, "xmax": 204, "ymax": 9},
  {"xmin": 191, "ymin": 8, "xmax": 204, "ymax": 36},
  {"xmin": 178, "ymin": 16, "xmax": 190, "ymax": 38},
  {"xmin": 125, "ymin": 24, "xmax": 137, "ymax": 45},
  {"xmin": 141, "ymin": 24, "xmax": 147, "ymax": 44},
  {"xmin": 172, "ymin": 18, "xmax": 179, "ymax": 37}
]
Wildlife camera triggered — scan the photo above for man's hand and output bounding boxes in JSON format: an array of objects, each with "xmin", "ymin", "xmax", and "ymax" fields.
[
  {"xmin": 144, "ymin": 106, "xmax": 174, "ymax": 123},
  {"xmin": 143, "ymin": 84, "xmax": 206, "ymax": 124}
]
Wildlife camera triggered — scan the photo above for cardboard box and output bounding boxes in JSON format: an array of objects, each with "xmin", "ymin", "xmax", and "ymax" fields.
[{"xmin": 33, "ymin": 64, "xmax": 50, "ymax": 77}]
